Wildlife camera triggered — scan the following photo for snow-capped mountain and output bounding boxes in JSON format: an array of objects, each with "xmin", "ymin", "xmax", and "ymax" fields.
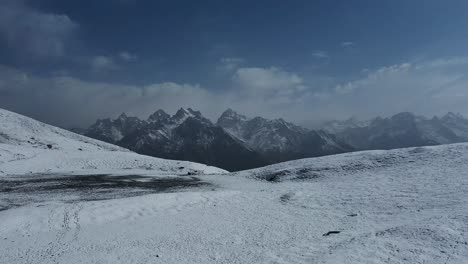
[
  {"xmin": 439, "ymin": 112, "xmax": 468, "ymax": 140},
  {"xmin": 0, "ymin": 108, "xmax": 225, "ymax": 176},
  {"xmin": 85, "ymin": 112, "xmax": 147, "ymax": 143},
  {"xmin": 217, "ymin": 109, "xmax": 352, "ymax": 163},
  {"xmin": 83, "ymin": 108, "xmax": 468, "ymax": 171},
  {"xmin": 84, "ymin": 108, "xmax": 351, "ymax": 170},
  {"xmin": 85, "ymin": 108, "xmax": 265, "ymax": 171},
  {"xmin": 323, "ymin": 112, "xmax": 468, "ymax": 150}
]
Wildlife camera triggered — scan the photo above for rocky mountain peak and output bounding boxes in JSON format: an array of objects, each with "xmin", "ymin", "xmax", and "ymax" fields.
[
  {"xmin": 187, "ymin": 108, "xmax": 202, "ymax": 116},
  {"xmin": 171, "ymin": 108, "xmax": 211, "ymax": 125},
  {"xmin": 218, "ymin": 109, "xmax": 246, "ymax": 122},
  {"xmin": 117, "ymin": 112, "xmax": 128, "ymax": 120},
  {"xmin": 442, "ymin": 112, "xmax": 464, "ymax": 121},
  {"xmin": 171, "ymin": 108, "xmax": 193, "ymax": 124},
  {"xmin": 83, "ymin": 109, "xmax": 468, "ymax": 172},
  {"xmin": 391, "ymin": 112, "xmax": 416, "ymax": 121},
  {"xmin": 148, "ymin": 109, "xmax": 170, "ymax": 123}
]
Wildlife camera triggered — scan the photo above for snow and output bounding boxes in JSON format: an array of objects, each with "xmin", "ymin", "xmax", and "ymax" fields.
[
  {"xmin": 0, "ymin": 108, "xmax": 226, "ymax": 176},
  {"xmin": 1, "ymin": 108, "xmax": 468, "ymax": 263},
  {"xmin": 0, "ymin": 144, "xmax": 223, "ymax": 176}
]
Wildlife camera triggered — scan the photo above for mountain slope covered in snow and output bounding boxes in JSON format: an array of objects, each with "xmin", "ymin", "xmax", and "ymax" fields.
[
  {"xmin": 0, "ymin": 108, "xmax": 226, "ymax": 176},
  {"xmin": 1, "ymin": 139, "xmax": 467, "ymax": 263}
]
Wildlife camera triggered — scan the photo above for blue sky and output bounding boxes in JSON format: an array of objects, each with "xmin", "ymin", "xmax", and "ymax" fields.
[{"xmin": 1, "ymin": 0, "xmax": 468, "ymax": 127}]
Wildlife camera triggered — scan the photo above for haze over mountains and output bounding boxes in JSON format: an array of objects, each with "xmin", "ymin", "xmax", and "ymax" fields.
[
  {"xmin": 82, "ymin": 109, "xmax": 468, "ymax": 171},
  {"xmin": 323, "ymin": 112, "xmax": 468, "ymax": 150}
]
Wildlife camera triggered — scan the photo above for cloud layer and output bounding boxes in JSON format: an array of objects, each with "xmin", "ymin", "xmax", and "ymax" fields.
[
  {"xmin": 330, "ymin": 59, "xmax": 468, "ymax": 119},
  {"xmin": 1, "ymin": 56, "xmax": 468, "ymax": 128}
]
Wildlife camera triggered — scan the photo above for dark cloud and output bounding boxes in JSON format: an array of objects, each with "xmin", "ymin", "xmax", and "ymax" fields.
[
  {"xmin": 0, "ymin": 0, "xmax": 78, "ymax": 60},
  {"xmin": 1, "ymin": 1, "xmax": 468, "ymax": 128}
]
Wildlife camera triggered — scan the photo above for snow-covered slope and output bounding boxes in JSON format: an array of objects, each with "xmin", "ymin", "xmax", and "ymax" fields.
[
  {"xmin": 0, "ymin": 108, "xmax": 125, "ymax": 152},
  {"xmin": 1, "ymin": 138, "xmax": 468, "ymax": 263},
  {"xmin": 0, "ymin": 108, "xmax": 226, "ymax": 176},
  {"xmin": 1, "ymin": 142, "xmax": 468, "ymax": 263},
  {"xmin": 234, "ymin": 142, "xmax": 468, "ymax": 182}
]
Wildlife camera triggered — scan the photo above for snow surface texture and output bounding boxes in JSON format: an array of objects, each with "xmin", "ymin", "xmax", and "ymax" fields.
[
  {"xmin": 0, "ymin": 108, "xmax": 225, "ymax": 176},
  {"xmin": 1, "ymin": 108, "xmax": 468, "ymax": 263},
  {"xmin": 1, "ymin": 143, "xmax": 467, "ymax": 263}
]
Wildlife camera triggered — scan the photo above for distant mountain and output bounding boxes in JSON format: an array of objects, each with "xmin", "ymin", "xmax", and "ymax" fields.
[
  {"xmin": 322, "ymin": 112, "xmax": 468, "ymax": 150},
  {"xmin": 321, "ymin": 117, "xmax": 370, "ymax": 135},
  {"xmin": 439, "ymin": 112, "xmax": 468, "ymax": 141},
  {"xmin": 85, "ymin": 113, "xmax": 147, "ymax": 144},
  {"xmin": 85, "ymin": 108, "xmax": 265, "ymax": 171},
  {"xmin": 84, "ymin": 108, "xmax": 351, "ymax": 171},
  {"xmin": 216, "ymin": 109, "xmax": 352, "ymax": 163},
  {"xmin": 83, "ymin": 109, "xmax": 468, "ymax": 171}
]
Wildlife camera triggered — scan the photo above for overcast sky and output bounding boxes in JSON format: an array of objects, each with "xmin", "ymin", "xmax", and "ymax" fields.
[{"xmin": 1, "ymin": 0, "xmax": 468, "ymax": 128}]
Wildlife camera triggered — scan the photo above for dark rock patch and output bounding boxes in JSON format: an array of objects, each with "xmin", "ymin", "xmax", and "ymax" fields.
[{"xmin": 323, "ymin": 231, "xmax": 341, "ymax": 236}]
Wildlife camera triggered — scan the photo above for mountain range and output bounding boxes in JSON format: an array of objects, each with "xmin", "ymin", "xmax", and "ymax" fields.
[
  {"xmin": 82, "ymin": 109, "xmax": 468, "ymax": 171},
  {"xmin": 322, "ymin": 112, "xmax": 468, "ymax": 150},
  {"xmin": 84, "ymin": 108, "xmax": 351, "ymax": 171}
]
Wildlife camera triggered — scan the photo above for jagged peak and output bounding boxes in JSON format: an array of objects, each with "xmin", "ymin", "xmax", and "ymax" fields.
[
  {"xmin": 442, "ymin": 112, "xmax": 464, "ymax": 120},
  {"xmin": 116, "ymin": 112, "xmax": 129, "ymax": 121},
  {"xmin": 273, "ymin": 118, "xmax": 292, "ymax": 127},
  {"xmin": 148, "ymin": 109, "xmax": 170, "ymax": 122},
  {"xmin": 218, "ymin": 108, "xmax": 247, "ymax": 122},
  {"xmin": 250, "ymin": 116, "xmax": 268, "ymax": 124},
  {"xmin": 174, "ymin": 107, "xmax": 190, "ymax": 118},
  {"xmin": 172, "ymin": 107, "xmax": 210, "ymax": 125},
  {"xmin": 187, "ymin": 108, "xmax": 202, "ymax": 117},
  {"xmin": 153, "ymin": 109, "xmax": 168, "ymax": 115},
  {"xmin": 391, "ymin": 112, "xmax": 416, "ymax": 120},
  {"xmin": 222, "ymin": 108, "xmax": 237, "ymax": 116},
  {"xmin": 276, "ymin": 117, "xmax": 286, "ymax": 123}
]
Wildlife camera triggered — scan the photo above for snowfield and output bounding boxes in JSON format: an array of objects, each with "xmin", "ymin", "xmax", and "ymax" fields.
[{"xmin": 1, "ymin": 108, "xmax": 468, "ymax": 263}]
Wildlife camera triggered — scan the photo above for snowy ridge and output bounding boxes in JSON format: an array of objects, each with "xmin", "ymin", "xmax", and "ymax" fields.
[
  {"xmin": 0, "ymin": 108, "xmax": 226, "ymax": 176},
  {"xmin": 0, "ymin": 108, "xmax": 125, "ymax": 152},
  {"xmin": 234, "ymin": 142, "xmax": 468, "ymax": 182}
]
